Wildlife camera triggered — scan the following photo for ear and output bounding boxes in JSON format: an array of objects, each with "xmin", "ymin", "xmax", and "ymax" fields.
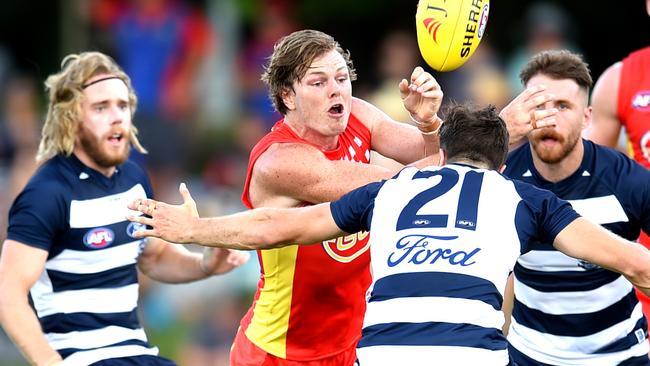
[
  {"xmin": 281, "ymin": 88, "xmax": 296, "ymax": 112},
  {"xmin": 439, "ymin": 148, "xmax": 447, "ymax": 165},
  {"xmin": 582, "ymin": 105, "xmax": 593, "ymax": 130}
]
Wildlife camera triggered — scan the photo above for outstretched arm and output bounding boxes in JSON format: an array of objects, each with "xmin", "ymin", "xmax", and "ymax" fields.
[
  {"xmin": 554, "ymin": 217, "xmax": 650, "ymax": 296},
  {"xmin": 128, "ymin": 183, "xmax": 345, "ymax": 249}
]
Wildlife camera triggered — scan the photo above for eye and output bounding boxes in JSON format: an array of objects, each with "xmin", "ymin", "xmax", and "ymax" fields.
[
  {"xmin": 95, "ymin": 105, "xmax": 106, "ymax": 112},
  {"xmin": 337, "ymin": 76, "xmax": 349, "ymax": 83},
  {"xmin": 558, "ymin": 103, "xmax": 569, "ymax": 110},
  {"xmin": 312, "ymin": 81, "xmax": 323, "ymax": 87}
]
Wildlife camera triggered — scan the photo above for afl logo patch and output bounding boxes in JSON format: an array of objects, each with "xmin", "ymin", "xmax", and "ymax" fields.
[
  {"xmin": 83, "ymin": 228, "xmax": 115, "ymax": 249},
  {"xmin": 127, "ymin": 222, "xmax": 146, "ymax": 238},
  {"xmin": 632, "ymin": 91, "xmax": 650, "ymax": 111}
]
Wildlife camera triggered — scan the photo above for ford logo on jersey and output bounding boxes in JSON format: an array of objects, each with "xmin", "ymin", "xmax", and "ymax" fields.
[
  {"xmin": 83, "ymin": 228, "xmax": 115, "ymax": 249},
  {"xmin": 388, "ymin": 234, "xmax": 480, "ymax": 267},
  {"xmin": 127, "ymin": 222, "xmax": 147, "ymax": 238}
]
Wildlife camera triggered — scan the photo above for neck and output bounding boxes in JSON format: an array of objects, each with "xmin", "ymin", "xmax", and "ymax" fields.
[
  {"xmin": 447, "ymin": 158, "xmax": 491, "ymax": 170},
  {"xmin": 530, "ymin": 139, "xmax": 584, "ymax": 183},
  {"xmin": 73, "ymin": 149, "xmax": 116, "ymax": 178},
  {"xmin": 283, "ymin": 116, "xmax": 340, "ymax": 151}
]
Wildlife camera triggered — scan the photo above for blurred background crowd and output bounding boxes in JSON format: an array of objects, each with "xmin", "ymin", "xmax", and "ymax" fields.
[{"xmin": 0, "ymin": 0, "xmax": 648, "ymax": 365}]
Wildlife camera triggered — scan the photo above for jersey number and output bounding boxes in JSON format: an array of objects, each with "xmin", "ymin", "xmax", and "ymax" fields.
[{"xmin": 396, "ymin": 169, "xmax": 484, "ymax": 231}]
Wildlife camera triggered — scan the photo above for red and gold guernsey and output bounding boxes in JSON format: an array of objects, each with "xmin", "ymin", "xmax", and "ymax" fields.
[
  {"xmin": 618, "ymin": 46, "xmax": 650, "ymax": 319},
  {"xmin": 618, "ymin": 46, "xmax": 650, "ymax": 169},
  {"xmin": 239, "ymin": 114, "xmax": 372, "ymax": 360}
]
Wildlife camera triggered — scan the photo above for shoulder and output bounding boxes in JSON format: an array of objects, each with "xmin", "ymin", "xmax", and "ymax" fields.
[
  {"xmin": 23, "ymin": 159, "xmax": 71, "ymax": 199},
  {"xmin": 504, "ymin": 143, "xmax": 531, "ymax": 175},
  {"xmin": 351, "ymin": 96, "xmax": 390, "ymax": 131},
  {"xmin": 590, "ymin": 141, "xmax": 638, "ymax": 173},
  {"xmin": 253, "ymin": 142, "xmax": 326, "ymax": 180},
  {"xmin": 593, "ymin": 62, "xmax": 622, "ymax": 96}
]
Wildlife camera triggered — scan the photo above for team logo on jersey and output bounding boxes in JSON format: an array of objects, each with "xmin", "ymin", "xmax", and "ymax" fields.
[
  {"xmin": 322, "ymin": 231, "xmax": 370, "ymax": 263},
  {"xmin": 632, "ymin": 91, "xmax": 650, "ymax": 111},
  {"xmin": 126, "ymin": 222, "xmax": 147, "ymax": 238},
  {"xmin": 577, "ymin": 259, "xmax": 600, "ymax": 270},
  {"xmin": 388, "ymin": 234, "xmax": 481, "ymax": 267},
  {"xmin": 83, "ymin": 227, "xmax": 115, "ymax": 249}
]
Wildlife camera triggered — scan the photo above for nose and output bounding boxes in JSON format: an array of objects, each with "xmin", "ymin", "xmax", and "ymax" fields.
[
  {"xmin": 110, "ymin": 105, "xmax": 125, "ymax": 125},
  {"xmin": 328, "ymin": 78, "xmax": 341, "ymax": 98}
]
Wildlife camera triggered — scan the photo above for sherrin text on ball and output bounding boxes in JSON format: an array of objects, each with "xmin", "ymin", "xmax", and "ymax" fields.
[{"xmin": 416, "ymin": 0, "xmax": 490, "ymax": 72}]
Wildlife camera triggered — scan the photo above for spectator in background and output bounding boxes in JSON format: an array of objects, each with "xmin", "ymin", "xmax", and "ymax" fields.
[
  {"xmin": 238, "ymin": 0, "xmax": 299, "ymax": 130},
  {"xmin": 96, "ymin": 0, "xmax": 216, "ymax": 199},
  {"xmin": 0, "ymin": 75, "xmax": 41, "ymax": 243},
  {"xmin": 367, "ymin": 29, "xmax": 420, "ymax": 123},
  {"xmin": 505, "ymin": 2, "xmax": 579, "ymax": 96}
]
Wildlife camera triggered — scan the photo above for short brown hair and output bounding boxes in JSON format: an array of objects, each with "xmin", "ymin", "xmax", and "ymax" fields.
[
  {"xmin": 519, "ymin": 50, "xmax": 593, "ymax": 92},
  {"xmin": 261, "ymin": 29, "xmax": 357, "ymax": 115},
  {"xmin": 439, "ymin": 104, "xmax": 509, "ymax": 170}
]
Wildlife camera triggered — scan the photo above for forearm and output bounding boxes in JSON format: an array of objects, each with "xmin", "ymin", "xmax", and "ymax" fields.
[
  {"xmin": 0, "ymin": 296, "xmax": 61, "ymax": 365},
  {"xmin": 189, "ymin": 209, "xmax": 295, "ymax": 250},
  {"xmin": 140, "ymin": 241, "xmax": 208, "ymax": 283}
]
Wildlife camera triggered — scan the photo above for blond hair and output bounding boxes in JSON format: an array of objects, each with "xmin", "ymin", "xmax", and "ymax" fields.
[{"xmin": 37, "ymin": 51, "xmax": 146, "ymax": 162}]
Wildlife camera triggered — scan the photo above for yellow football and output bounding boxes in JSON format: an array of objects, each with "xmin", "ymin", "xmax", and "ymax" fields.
[{"xmin": 416, "ymin": 0, "xmax": 490, "ymax": 72}]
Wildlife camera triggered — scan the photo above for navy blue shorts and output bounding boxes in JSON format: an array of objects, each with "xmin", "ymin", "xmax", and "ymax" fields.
[{"xmin": 89, "ymin": 355, "xmax": 176, "ymax": 366}]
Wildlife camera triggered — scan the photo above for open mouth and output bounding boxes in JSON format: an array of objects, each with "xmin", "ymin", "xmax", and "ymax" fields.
[
  {"xmin": 329, "ymin": 103, "xmax": 344, "ymax": 114},
  {"xmin": 108, "ymin": 132, "xmax": 124, "ymax": 143}
]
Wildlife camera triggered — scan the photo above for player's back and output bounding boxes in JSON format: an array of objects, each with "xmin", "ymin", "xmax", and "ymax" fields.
[{"xmin": 355, "ymin": 163, "xmax": 576, "ymax": 365}]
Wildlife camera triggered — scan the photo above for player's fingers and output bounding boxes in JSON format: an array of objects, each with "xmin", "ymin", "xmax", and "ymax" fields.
[
  {"xmin": 179, "ymin": 183, "xmax": 196, "ymax": 206},
  {"xmin": 410, "ymin": 66, "xmax": 425, "ymax": 83},
  {"xmin": 533, "ymin": 107, "xmax": 558, "ymax": 121},
  {"xmin": 534, "ymin": 116, "xmax": 557, "ymax": 129},
  {"xmin": 126, "ymin": 214, "xmax": 154, "ymax": 227},
  {"xmin": 530, "ymin": 110, "xmax": 538, "ymax": 129},
  {"xmin": 526, "ymin": 93, "xmax": 555, "ymax": 110},
  {"xmin": 412, "ymin": 72, "xmax": 434, "ymax": 90},
  {"xmin": 417, "ymin": 76, "xmax": 441, "ymax": 93},
  {"xmin": 419, "ymin": 89, "xmax": 444, "ymax": 99},
  {"xmin": 132, "ymin": 228, "xmax": 158, "ymax": 239}
]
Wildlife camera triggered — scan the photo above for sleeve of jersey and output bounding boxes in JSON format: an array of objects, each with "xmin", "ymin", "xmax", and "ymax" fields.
[
  {"xmin": 617, "ymin": 158, "xmax": 650, "ymax": 234},
  {"xmin": 330, "ymin": 181, "xmax": 384, "ymax": 234},
  {"xmin": 6, "ymin": 182, "xmax": 66, "ymax": 251},
  {"xmin": 514, "ymin": 181, "xmax": 580, "ymax": 246}
]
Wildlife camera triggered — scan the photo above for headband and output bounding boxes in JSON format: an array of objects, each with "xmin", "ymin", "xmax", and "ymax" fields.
[{"xmin": 82, "ymin": 76, "xmax": 123, "ymax": 89}]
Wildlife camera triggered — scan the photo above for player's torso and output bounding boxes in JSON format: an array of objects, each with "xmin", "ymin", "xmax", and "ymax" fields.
[
  {"xmin": 619, "ymin": 47, "xmax": 650, "ymax": 169},
  {"xmin": 29, "ymin": 156, "xmax": 157, "ymax": 363},
  {"xmin": 503, "ymin": 143, "xmax": 649, "ymax": 364},
  {"xmin": 358, "ymin": 165, "xmax": 522, "ymax": 365},
  {"xmin": 241, "ymin": 115, "xmax": 373, "ymax": 360}
]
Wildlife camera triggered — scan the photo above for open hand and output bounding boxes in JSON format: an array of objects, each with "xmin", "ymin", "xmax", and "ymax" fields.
[
  {"xmin": 127, "ymin": 183, "xmax": 199, "ymax": 244},
  {"xmin": 399, "ymin": 66, "xmax": 443, "ymax": 128},
  {"xmin": 500, "ymin": 84, "xmax": 558, "ymax": 145}
]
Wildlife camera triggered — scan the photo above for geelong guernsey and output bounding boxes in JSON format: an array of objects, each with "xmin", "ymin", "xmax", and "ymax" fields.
[
  {"xmin": 239, "ymin": 115, "xmax": 372, "ymax": 360},
  {"xmin": 504, "ymin": 140, "xmax": 650, "ymax": 365},
  {"xmin": 330, "ymin": 163, "xmax": 579, "ymax": 366},
  {"xmin": 7, "ymin": 154, "xmax": 157, "ymax": 365}
]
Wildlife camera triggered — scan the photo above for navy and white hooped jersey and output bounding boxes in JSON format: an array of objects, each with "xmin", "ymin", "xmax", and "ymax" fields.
[
  {"xmin": 503, "ymin": 140, "xmax": 650, "ymax": 365},
  {"xmin": 7, "ymin": 154, "xmax": 159, "ymax": 365},
  {"xmin": 330, "ymin": 163, "xmax": 579, "ymax": 366}
]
